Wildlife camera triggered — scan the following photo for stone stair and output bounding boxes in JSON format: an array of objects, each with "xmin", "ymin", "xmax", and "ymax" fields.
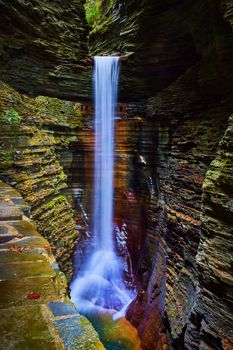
[{"xmin": 0, "ymin": 180, "xmax": 105, "ymax": 350}]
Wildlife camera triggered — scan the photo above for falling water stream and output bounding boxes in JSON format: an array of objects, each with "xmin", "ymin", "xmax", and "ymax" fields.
[{"xmin": 70, "ymin": 57, "xmax": 141, "ymax": 350}]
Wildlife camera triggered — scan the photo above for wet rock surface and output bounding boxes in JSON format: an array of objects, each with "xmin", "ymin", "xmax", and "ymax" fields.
[
  {"xmin": 143, "ymin": 29, "xmax": 233, "ymax": 345},
  {"xmin": 88, "ymin": 1, "xmax": 233, "ymax": 347},
  {"xmin": 0, "ymin": 82, "xmax": 81, "ymax": 276},
  {"xmin": 193, "ymin": 116, "xmax": 233, "ymax": 349},
  {"xmin": 0, "ymin": 0, "xmax": 232, "ymax": 103},
  {"xmin": 0, "ymin": 0, "xmax": 91, "ymax": 100},
  {"xmin": 89, "ymin": 0, "xmax": 233, "ymax": 101},
  {"xmin": 121, "ymin": 65, "xmax": 232, "ymax": 350},
  {"xmin": 0, "ymin": 180, "xmax": 105, "ymax": 350},
  {"xmin": 67, "ymin": 106, "xmax": 171, "ymax": 349}
]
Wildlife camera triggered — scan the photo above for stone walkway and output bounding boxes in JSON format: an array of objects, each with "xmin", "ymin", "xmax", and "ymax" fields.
[{"xmin": 0, "ymin": 180, "xmax": 105, "ymax": 350}]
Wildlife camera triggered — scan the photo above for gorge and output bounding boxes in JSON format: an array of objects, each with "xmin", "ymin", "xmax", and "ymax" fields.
[{"xmin": 0, "ymin": 1, "xmax": 232, "ymax": 350}]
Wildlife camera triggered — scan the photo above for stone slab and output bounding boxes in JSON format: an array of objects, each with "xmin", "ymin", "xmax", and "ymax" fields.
[
  {"xmin": 0, "ymin": 250, "xmax": 48, "ymax": 264},
  {"xmin": 0, "ymin": 204, "xmax": 22, "ymax": 221},
  {"xmin": 3, "ymin": 220, "xmax": 42, "ymax": 237},
  {"xmin": 0, "ymin": 277, "xmax": 61, "ymax": 309},
  {"xmin": 0, "ymin": 261, "xmax": 57, "ymax": 281},
  {"xmin": 0, "ymin": 180, "xmax": 106, "ymax": 350},
  {"xmin": 0, "ymin": 305, "xmax": 59, "ymax": 350},
  {"xmin": 0, "ymin": 234, "xmax": 17, "ymax": 244},
  {"xmin": 0, "ymin": 234, "xmax": 48, "ymax": 250},
  {"xmin": 54, "ymin": 315, "xmax": 105, "ymax": 350},
  {"xmin": 0, "ymin": 198, "xmax": 14, "ymax": 206},
  {"xmin": 49, "ymin": 301, "xmax": 79, "ymax": 317},
  {"xmin": 0, "ymin": 184, "xmax": 21, "ymax": 201},
  {"xmin": 0, "ymin": 222, "xmax": 19, "ymax": 235}
]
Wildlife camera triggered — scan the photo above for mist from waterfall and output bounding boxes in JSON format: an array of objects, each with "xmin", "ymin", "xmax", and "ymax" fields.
[{"xmin": 70, "ymin": 56, "xmax": 134, "ymax": 319}]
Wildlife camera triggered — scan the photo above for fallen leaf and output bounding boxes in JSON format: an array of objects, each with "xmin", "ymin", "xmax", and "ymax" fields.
[
  {"xmin": 9, "ymin": 244, "xmax": 19, "ymax": 252},
  {"xmin": 9, "ymin": 244, "xmax": 31, "ymax": 252},
  {"xmin": 27, "ymin": 292, "xmax": 41, "ymax": 300},
  {"xmin": 43, "ymin": 244, "xmax": 51, "ymax": 253}
]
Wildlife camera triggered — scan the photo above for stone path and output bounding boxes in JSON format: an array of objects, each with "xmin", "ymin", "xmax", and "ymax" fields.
[{"xmin": 0, "ymin": 180, "xmax": 105, "ymax": 350}]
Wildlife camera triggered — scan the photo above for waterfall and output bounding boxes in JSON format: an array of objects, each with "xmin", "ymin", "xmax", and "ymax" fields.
[
  {"xmin": 93, "ymin": 56, "xmax": 118, "ymax": 252},
  {"xmin": 70, "ymin": 56, "xmax": 134, "ymax": 319}
]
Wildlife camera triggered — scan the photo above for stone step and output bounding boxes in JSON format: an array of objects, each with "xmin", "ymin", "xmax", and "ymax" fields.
[
  {"xmin": 0, "ymin": 305, "xmax": 63, "ymax": 350},
  {"xmin": 0, "ymin": 181, "xmax": 31, "ymax": 217},
  {"xmin": 0, "ymin": 204, "xmax": 22, "ymax": 221},
  {"xmin": 1, "ymin": 219, "xmax": 42, "ymax": 237},
  {"xmin": 0, "ymin": 179, "xmax": 106, "ymax": 350},
  {"xmin": 0, "ymin": 277, "xmax": 62, "ymax": 309},
  {"xmin": 48, "ymin": 302, "xmax": 106, "ymax": 350},
  {"xmin": 0, "ymin": 250, "xmax": 49, "ymax": 264},
  {"xmin": 0, "ymin": 260, "xmax": 57, "ymax": 281}
]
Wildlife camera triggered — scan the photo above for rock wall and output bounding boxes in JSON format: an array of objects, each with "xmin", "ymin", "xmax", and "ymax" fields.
[
  {"xmin": 0, "ymin": 82, "xmax": 81, "ymax": 276},
  {"xmin": 87, "ymin": 0, "xmax": 233, "ymax": 348},
  {"xmin": 0, "ymin": 179, "xmax": 105, "ymax": 350},
  {"xmin": 1, "ymin": 0, "xmax": 232, "ymax": 103},
  {"xmin": 147, "ymin": 66, "xmax": 232, "ymax": 348},
  {"xmin": 115, "ymin": 67, "xmax": 233, "ymax": 349},
  {"xmin": 193, "ymin": 116, "xmax": 233, "ymax": 349},
  {"xmin": 89, "ymin": 0, "xmax": 233, "ymax": 101},
  {"xmin": 0, "ymin": 0, "xmax": 91, "ymax": 100}
]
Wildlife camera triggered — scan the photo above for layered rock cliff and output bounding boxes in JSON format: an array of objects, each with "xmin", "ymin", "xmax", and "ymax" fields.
[
  {"xmin": 87, "ymin": 0, "xmax": 233, "ymax": 348},
  {"xmin": 0, "ymin": 81, "xmax": 82, "ymax": 276},
  {"xmin": 0, "ymin": 0, "xmax": 91, "ymax": 100},
  {"xmin": 195, "ymin": 117, "xmax": 233, "ymax": 350},
  {"xmin": 89, "ymin": 0, "xmax": 233, "ymax": 101},
  {"xmin": 147, "ymin": 67, "xmax": 233, "ymax": 349},
  {"xmin": 0, "ymin": 179, "xmax": 105, "ymax": 350}
]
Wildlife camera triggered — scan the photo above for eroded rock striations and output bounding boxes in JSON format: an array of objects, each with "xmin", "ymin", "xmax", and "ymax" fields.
[
  {"xmin": 0, "ymin": 82, "xmax": 82, "ymax": 276},
  {"xmin": 0, "ymin": 179, "xmax": 106, "ymax": 350},
  {"xmin": 194, "ymin": 117, "xmax": 233, "ymax": 349},
  {"xmin": 89, "ymin": 0, "xmax": 233, "ymax": 102},
  {"xmin": 89, "ymin": 0, "xmax": 199, "ymax": 101},
  {"xmin": 0, "ymin": 0, "xmax": 91, "ymax": 100},
  {"xmin": 88, "ymin": 0, "xmax": 233, "ymax": 348},
  {"xmin": 148, "ymin": 68, "xmax": 233, "ymax": 349}
]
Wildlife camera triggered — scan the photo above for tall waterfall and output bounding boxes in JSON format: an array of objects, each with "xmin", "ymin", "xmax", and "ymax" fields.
[
  {"xmin": 93, "ymin": 56, "xmax": 118, "ymax": 252},
  {"xmin": 70, "ymin": 57, "xmax": 134, "ymax": 318}
]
